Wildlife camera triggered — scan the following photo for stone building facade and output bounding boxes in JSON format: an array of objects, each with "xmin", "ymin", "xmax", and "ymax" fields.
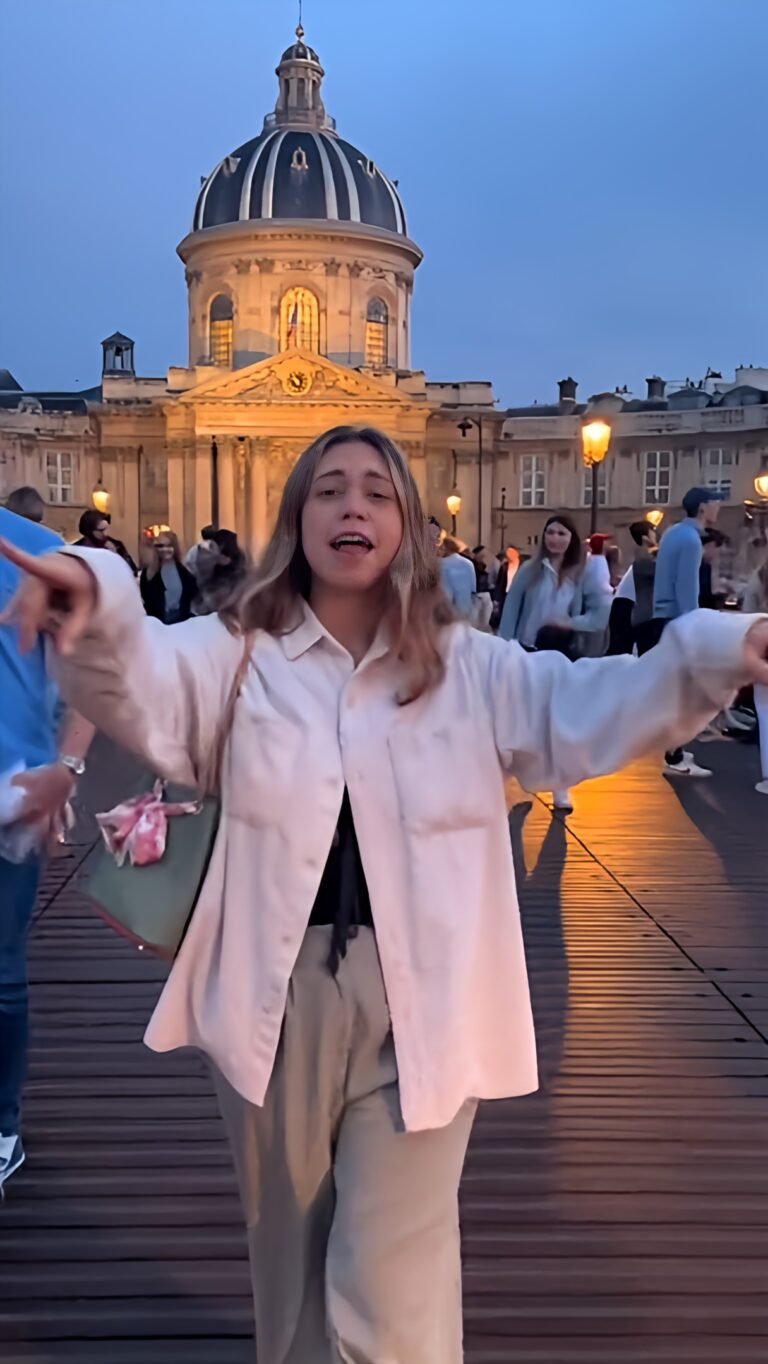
[{"xmin": 1, "ymin": 27, "xmax": 767, "ymax": 561}]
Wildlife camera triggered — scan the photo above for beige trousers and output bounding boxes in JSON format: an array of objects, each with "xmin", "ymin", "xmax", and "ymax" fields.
[{"xmin": 211, "ymin": 926, "xmax": 476, "ymax": 1364}]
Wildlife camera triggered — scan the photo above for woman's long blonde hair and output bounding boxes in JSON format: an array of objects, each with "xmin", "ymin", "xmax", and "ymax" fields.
[{"xmin": 228, "ymin": 425, "xmax": 453, "ymax": 701}]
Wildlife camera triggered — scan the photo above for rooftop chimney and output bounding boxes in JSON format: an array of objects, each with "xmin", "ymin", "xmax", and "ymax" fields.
[
  {"xmin": 558, "ymin": 376, "xmax": 578, "ymax": 409},
  {"xmin": 646, "ymin": 375, "xmax": 666, "ymax": 401}
]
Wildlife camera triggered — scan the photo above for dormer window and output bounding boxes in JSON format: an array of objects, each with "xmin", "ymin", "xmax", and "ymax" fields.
[{"xmin": 291, "ymin": 146, "xmax": 309, "ymax": 171}]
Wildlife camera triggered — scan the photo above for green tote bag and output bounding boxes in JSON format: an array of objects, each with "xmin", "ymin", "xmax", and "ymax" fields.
[{"xmin": 85, "ymin": 635, "xmax": 252, "ymax": 959}]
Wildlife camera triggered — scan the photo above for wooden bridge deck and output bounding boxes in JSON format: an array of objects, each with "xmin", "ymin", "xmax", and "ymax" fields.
[{"xmin": 2, "ymin": 734, "xmax": 768, "ymax": 1362}]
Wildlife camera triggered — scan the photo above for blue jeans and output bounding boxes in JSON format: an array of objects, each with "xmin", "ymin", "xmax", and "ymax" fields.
[{"xmin": 0, "ymin": 856, "xmax": 40, "ymax": 1135}]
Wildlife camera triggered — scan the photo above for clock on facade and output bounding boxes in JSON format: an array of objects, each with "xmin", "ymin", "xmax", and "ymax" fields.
[{"xmin": 283, "ymin": 368, "xmax": 312, "ymax": 396}]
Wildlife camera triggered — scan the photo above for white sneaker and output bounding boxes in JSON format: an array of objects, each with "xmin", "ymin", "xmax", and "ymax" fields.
[
  {"xmin": 724, "ymin": 707, "xmax": 756, "ymax": 731},
  {"xmin": 756, "ymin": 780, "xmax": 768, "ymax": 797},
  {"xmin": 0, "ymin": 1133, "xmax": 25, "ymax": 1193},
  {"xmin": 664, "ymin": 759, "xmax": 712, "ymax": 779},
  {"xmin": 552, "ymin": 789, "xmax": 573, "ymax": 812}
]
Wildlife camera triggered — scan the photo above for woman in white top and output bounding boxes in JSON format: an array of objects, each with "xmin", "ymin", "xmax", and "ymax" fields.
[
  {"xmin": 3, "ymin": 425, "xmax": 768, "ymax": 1364},
  {"xmin": 743, "ymin": 556, "xmax": 768, "ymax": 794}
]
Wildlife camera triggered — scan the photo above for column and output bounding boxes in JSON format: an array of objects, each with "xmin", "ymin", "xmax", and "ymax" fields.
[
  {"xmin": 167, "ymin": 441, "xmax": 186, "ymax": 542},
  {"xmin": 194, "ymin": 437, "xmax": 212, "ymax": 538},
  {"xmin": 249, "ymin": 443, "xmax": 269, "ymax": 554},
  {"xmin": 218, "ymin": 437, "xmax": 237, "ymax": 532}
]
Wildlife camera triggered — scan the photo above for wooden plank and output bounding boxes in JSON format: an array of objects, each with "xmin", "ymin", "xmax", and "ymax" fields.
[{"xmin": 6, "ymin": 742, "xmax": 768, "ymax": 1362}]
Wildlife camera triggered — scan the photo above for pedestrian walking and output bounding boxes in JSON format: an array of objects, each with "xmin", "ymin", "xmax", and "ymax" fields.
[
  {"xmin": 490, "ymin": 544, "xmax": 519, "ymax": 630},
  {"xmin": 649, "ymin": 487, "xmax": 724, "ymax": 777},
  {"xmin": 75, "ymin": 509, "xmax": 137, "ymax": 573},
  {"xmin": 607, "ymin": 519, "xmax": 659, "ymax": 656},
  {"xmin": 439, "ymin": 533, "xmax": 476, "ymax": 618},
  {"xmin": 4, "ymin": 487, "xmax": 46, "ymax": 524},
  {"xmin": 0, "ymin": 507, "xmax": 93, "ymax": 1191},
  {"xmin": 743, "ymin": 558, "xmax": 768, "ymax": 795},
  {"xmin": 498, "ymin": 514, "xmax": 612, "ymax": 809},
  {"xmin": 140, "ymin": 531, "xmax": 196, "ymax": 624},
  {"xmin": 192, "ymin": 528, "xmax": 247, "ymax": 616},
  {"xmin": 3, "ymin": 424, "xmax": 768, "ymax": 1364}
]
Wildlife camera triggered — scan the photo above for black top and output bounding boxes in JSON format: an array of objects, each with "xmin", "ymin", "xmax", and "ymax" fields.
[
  {"xmin": 139, "ymin": 563, "xmax": 197, "ymax": 624},
  {"xmin": 308, "ymin": 789, "xmax": 373, "ymax": 974}
]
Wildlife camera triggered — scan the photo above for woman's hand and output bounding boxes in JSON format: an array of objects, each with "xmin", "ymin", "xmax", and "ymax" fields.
[
  {"xmin": 0, "ymin": 542, "xmax": 97, "ymax": 655},
  {"xmin": 744, "ymin": 619, "xmax": 768, "ymax": 684}
]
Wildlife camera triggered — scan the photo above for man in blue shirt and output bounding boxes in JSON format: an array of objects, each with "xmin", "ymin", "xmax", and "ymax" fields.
[
  {"xmin": 651, "ymin": 487, "xmax": 723, "ymax": 777},
  {"xmin": 439, "ymin": 535, "xmax": 477, "ymax": 619},
  {"xmin": 0, "ymin": 506, "xmax": 93, "ymax": 1188}
]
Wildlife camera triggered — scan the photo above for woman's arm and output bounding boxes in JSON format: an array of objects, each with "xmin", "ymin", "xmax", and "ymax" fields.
[
  {"xmin": 478, "ymin": 609, "xmax": 768, "ymax": 795},
  {"xmin": 498, "ymin": 562, "xmax": 530, "ymax": 641},
  {"xmin": 4, "ymin": 545, "xmax": 244, "ymax": 788}
]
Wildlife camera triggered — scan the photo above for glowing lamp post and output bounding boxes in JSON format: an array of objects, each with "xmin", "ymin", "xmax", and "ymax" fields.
[
  {"xmin": 755, "ymin": 473, "xmax": 768, "ymax": 500},
  {"xmin": 581, "ymin": 420, "xmax": 612, "ymax": 535},
  {"xmin": 646, "ymin": 508, "xmax": 665, "ymax": 529},
  {"xmin": 91, "ymin": 482, "xmax": 110, "ymax": 515},
  {"xmin": 446, "ymin": 490, "xmax": 462, "ymax": 535}
]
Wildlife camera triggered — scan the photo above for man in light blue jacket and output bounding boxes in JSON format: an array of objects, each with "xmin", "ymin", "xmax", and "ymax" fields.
[
  {"xmin": 0, "ymin": 506, "xmax": 94, "ymax": 1189},
  {"xmin": 651, "ymin": 486, "xmax": 723, "ymax": 777},
  {"xmin": 439, "ymin": 536, "xmax": 476, "ymax": 619}
]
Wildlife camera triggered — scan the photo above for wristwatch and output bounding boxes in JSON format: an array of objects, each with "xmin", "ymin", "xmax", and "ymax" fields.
[{"xmin": 59, "ymin": 755, "xmax": 86, "ymax": 778}]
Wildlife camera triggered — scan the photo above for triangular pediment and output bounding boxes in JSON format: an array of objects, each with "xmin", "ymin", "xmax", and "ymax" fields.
[{"xmin": 178, "ymin": 349, "xmax": 419, "ymax": 407}]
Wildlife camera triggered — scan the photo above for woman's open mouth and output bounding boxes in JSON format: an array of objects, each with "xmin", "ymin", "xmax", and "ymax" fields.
[{"xmin": 330, "ymin": 534, "xmax": 373, "ymax": 557}]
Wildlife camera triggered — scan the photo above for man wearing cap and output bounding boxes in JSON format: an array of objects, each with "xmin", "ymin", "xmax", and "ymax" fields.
[{"xmin": 651, "ymin": 486, "xmax": 724, "ymax": 777}]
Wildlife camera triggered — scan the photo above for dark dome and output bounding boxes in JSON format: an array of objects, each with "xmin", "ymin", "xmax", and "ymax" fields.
[
  {"xmin": 280, "ymin": 38, "xmax": 320, "ymax": 63},
  {"xmin": 194, "ymin": 128, "xmax": 407, "ymax": 236}
]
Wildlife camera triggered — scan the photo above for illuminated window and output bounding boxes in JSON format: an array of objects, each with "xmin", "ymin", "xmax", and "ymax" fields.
[
  {"xmin": 365, "ymin": 298, "xmax": 388, "ymax": 367},
  {"xmin": 280, "ymin": 287, "xmax": 319, "ymax": 351},
  {"xmin": 210, "ymin": 295, "xmax": 233, "ymax": 367},
  {"xmin": 46, "ymin": 451, "xmax": 73, "ymax": 504},
  {"xmin": 520, "ymin": 454, "xmax": 546, "ymax": 507},
  {"xmin": 644, "ymin": 450, "xmax": 671, "ymax": 505}
]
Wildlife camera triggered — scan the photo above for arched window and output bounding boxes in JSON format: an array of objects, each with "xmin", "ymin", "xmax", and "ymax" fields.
[
  {"xmin": 365, "ymin": 298, "xmax": 388, "ymax": 367},
  {"xmin": 280, "ymin": 287, "xmax": 319, "ymax": 352},
  {"xmin": 210, "ymin": 295, "xmax": 233, "ymax": 367}
]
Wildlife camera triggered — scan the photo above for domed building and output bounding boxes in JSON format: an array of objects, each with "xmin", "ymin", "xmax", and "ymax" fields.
[
  {"xmin": 0, "ymin": 27, "xmax": 501, "ymax": 552},
  {"xmin": 183, "ymin": 28, "xmax": 420, "ymax": 374}
]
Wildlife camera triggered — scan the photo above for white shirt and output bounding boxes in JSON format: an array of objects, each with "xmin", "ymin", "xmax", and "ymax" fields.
[
  {"xmin": 615, "ymin": 566, "xmax": 636, "ymax": 603},
  {"xmin": 58, "ymin": 549, "xmax": 755, "ymax": 1131}
]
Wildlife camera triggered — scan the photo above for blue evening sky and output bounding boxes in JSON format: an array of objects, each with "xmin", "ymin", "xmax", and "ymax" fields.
[{"xmin": 0, "ymin": 0, "xmax": 765, "ymax": 405}]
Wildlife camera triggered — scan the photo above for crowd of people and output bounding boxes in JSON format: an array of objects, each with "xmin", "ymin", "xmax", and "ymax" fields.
[
  {"xmin": 436, "ymin": 489, "xmax": 768, "ymax": 803},
  {"xmin": 1, "ymin": 435, "xmax": 767, "ymax": 1363}
]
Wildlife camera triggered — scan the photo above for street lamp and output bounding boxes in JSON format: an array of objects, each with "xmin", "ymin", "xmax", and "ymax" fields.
[
  {"xmin": 646, "ymin": 508, "xmax": 665, "ymax": 529},
  {"xmin": 581, "ymin": 419, "xmax": 612, "ymax": 535},
  {"xmin": 446, "ymin": 490, "xmax": 462, "ymax": 534},
  {"xmin": 91, "ymin": 481, "xmax": 110, "ymax": 515},
  {"xmin": 754, "ymin": 473, "xmax": 768, "ymax": 499},
  {"xmin": 457, "ymin": 415, "xmax": 484, "ymax": 544},
  {"xmin": 446, "ymin": 449, "xmax": 462, "ymax": 533}
]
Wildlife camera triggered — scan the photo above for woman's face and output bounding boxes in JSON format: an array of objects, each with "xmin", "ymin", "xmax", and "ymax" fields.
[
  {"xmin": 543, "ymin": 521, "xmax": 573, "ymax": 558},
  {"xmin": 155, "ymin": 537, "xmax": 175, "ymax": 563},
  {"xmin": 302, "ymin": 439, "xmax": 404, "ymax": 594}
]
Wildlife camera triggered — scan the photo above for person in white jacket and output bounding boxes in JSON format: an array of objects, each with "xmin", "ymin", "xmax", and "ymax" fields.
[
  {"xmin": 2, "ymin": 424, "xmax": 768, "ymax": 1364},
  {"xmin": 743, "ymin": 558, "xmax": 768, "ymax": 794}
]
